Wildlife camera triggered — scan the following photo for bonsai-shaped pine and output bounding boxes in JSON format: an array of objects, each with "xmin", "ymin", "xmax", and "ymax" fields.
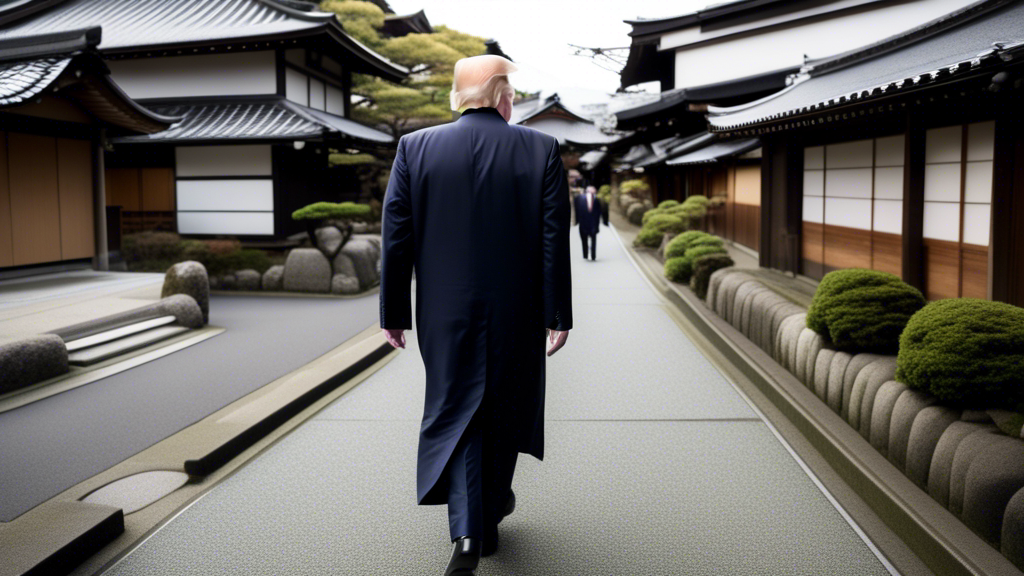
[
  {"xmin": 690, "ymin": 254, "xmax": 735, "ymax": 299},
  {"xmin": 897, "ymin": 298, "xmax": 1024, "ymax": 410},
  {"xmin": 806, "ymin": 269, "xmax": 925, "ymax": 354},
  {"xmin": 292, "ymin": 201, "xmax": 373, "ymax": 250}
]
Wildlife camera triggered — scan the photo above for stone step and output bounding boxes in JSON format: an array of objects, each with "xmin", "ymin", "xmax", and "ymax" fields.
[
  {"xmin": 68, "ymin": 326, "xmax": 190, "ymax": 366},
  {"xmin": 64, "ymin": 316, "xmax": 177, "ymax": 352}
]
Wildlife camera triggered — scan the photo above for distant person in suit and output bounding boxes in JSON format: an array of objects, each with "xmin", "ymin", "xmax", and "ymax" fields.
[
  {"xmin": 573, "ymin": 185, "xmax": 602, "ymax": 261},
  {"xmin": 379, "ymin": 54, "xmax": 573, "ymax": 576}
]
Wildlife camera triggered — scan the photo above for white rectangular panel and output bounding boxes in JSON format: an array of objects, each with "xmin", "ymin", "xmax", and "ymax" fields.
[
  {"xmin": 804, "ymin": 146, "xmax": 824, "ymax": 170},
  {"xmin": 176, "ymin": 145, "xmax": 272, "ymax": 177},
  {"xmin": 873, "ymin": 166, "xmax": 904, "ymax": 200},
  {"xmin": 967, "ymin": 121, "xmax": 995, "ymax": 161},
  {"xmin": 826, "ymin": 139, "xmax": 873, "ymax": 169},
  {"xmin": 176, "ymin": 180, "xmax": 273, "ymax": 211},
  {"xmin": 964, "ymin": 161, "xmax": 993, "ymax": 204},
  {"xmin": 802, "ymin": 196, "xmax": 824, "ymax": 223},
  {"xmin": 286, "ymin": 68, "xmax": 308, "ymax": 106},
  {"xmin": 326, "ymin": 84, "xmax": 344, "ymax": 116},
  {"xmin": 177, "ymin": 212, "xmax": 274, "ymax": 235},
  {"xmin": 825, "ymin": 168, "xmax": 872, "ymax": 198},
  {"xmin": 925, "ymin": 126, "xmax": 962, "ymax": 164},
  {"xmin": 803, "ymin": 170, "xmax": 824, "ymax": 196},
  {"xmin": 924, "ymin": 163, "xmax": 961, "ymax": 202},
  {"xmin": 874, "ymin": 135, "xmax": 905, "ymax": 166},
  {"xmin": 923, "ymin": 201, "xmax": 960, "ymax": 241},
  {"xmin": 108, "ymin": 52, "xmax": 276, "ymax": 99},
  {"xmin": 963, "ymin": 203, "xmax": 991, "ymax": 246},
  {"xmin": 873, "ymin": 199, "xmax": 903, "ymax": 234},
  {"xmin": 309, "ymin": 78, "xmax": 325, "ymax": 111},
  {"xmin": 824, "ymin": 197, "xmax": 872, "ymax": 230}
]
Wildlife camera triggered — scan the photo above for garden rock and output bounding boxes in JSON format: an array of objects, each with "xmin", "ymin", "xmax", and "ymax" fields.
[
  {"xmin": 870, "ymin": 381, "xmax": 908, "ymax": 457},
  {"xmin": 235, "ymin": 269, "xmax": 261, "ymax": 291},
  {"xmin": 795, "ymin": 329, "xmax": 824, "ymax": 387},
  {"xmin": 841, "ymin": 353, "xmax": 885, "ymax": 422},
  {"xmin": 331, "ymin": 274, "xmax": 360, "ymax": 295},
  {"xmin": 988, "ymin": 409, "xmax": 1024, "ymax": 437},
  {"xmin": 162, "ymin": 261, "xmax": 209, "ymax": 323},
  {"xmin": 889, "ymin": 389, "xmax": 938, "ymax": 471},
  {"xmin": 949, "ymin": 428, "xmax": 1003, "ymax": 517},
  {"xmin": 929, "ymin": 422, "xmax": 999, "ymax": 507},
  {"xmin": 906, "ymin": 406, "xmax": 961, "ymax": 489},
  {"xmin": 962, "ymin": 436, "xmax": 1024, "ymax": 544},
  {"xmin": 0, "ymin": 334, "xmax": 68, "ymax": 393},
  {"xmin": 852, "ymin": 357, "xmax": 898, "ymax": 437},
  {"xmin": 339, "ymin": 238, "xmax": 380, "ymax": 290},
  {"xmin": 283, "ymin": 248, "xmax": 332, "ymax": 293},
  {"xmin": 813, "ymin": 348, "xmax": 836, "ymax": 401},
  {"xmin": 351, "ymin": 221, "xmax": 369, "ymax": 233},
  {"xmin": 157, "ymin": 294, "xmax": 204, "ymax": 329},
  {"xmin": 1002, "ymin": 488, "xmax": 1024, "ymax": 570},
  {"xmin": 209, "ymin": 276, "xmax": 221, "ymax": 290},
  {"xmin": 219, "ymin": 274, "xmax": 237, "ymax": 291},
  {"xmin": 315, "ymin": 226, "xmax": 345, "ymax": 258},
  {"xmin": 826, "ymin": 351, "xmax": 853, "ymax": 413},
  {"xmin": 262, "ymin": 265, "xmax": 284, "ymax": 291},
  {"xmin": 769, "ymin": 303, "xmax": 804, "ymax": 360},
  {"xmin": 332, "ymin": 251, "xmax": 358, "ymax": 280}
]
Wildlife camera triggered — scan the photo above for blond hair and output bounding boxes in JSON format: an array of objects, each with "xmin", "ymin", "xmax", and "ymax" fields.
[{"xmin": 450, "ymin": 55, "xmax": 518, "ymax": 111}]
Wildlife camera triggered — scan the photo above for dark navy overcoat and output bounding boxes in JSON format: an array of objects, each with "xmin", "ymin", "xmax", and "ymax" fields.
[
  {"xmin": 379, "ymin": 106, "xmax": 573, "ymax": 505},
  {"xmin": 574, "ymin": 193, "xmax": 602, "ymax": 236}
]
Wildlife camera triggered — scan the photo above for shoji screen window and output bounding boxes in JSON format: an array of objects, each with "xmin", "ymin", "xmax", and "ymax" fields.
[{"xmin": 922, "ymin": 122, "xmax": 993, "ymax": 300}]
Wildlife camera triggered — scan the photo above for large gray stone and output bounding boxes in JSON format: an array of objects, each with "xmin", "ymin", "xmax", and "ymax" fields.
[
  {"xmin": 332, "ymin": 251, "xmax": 358, "ymax": 280},
  {"xmin": 705, "ymin": 269, "xmax": 733, "ymax": 309},
  {"xmin": 655, "ymin": 232, "xmax": 677, "ymax": 261},
  {"xmin": 739, "ymin": 287, "xmax": 772, "ymax": 337},
  {"xmin": 350, "ymin": 234, "xmax": 382, "ymax": 258},
  {"xmin": 157, "ymin": 294, "xmax": 204, "ymax": 329},
  {"xmin": 852, "ymin": 357, "xmax": 898, "ymax": 437},
  {"xmin": 219, "ymin": 274, "xmax": 237, "ymax": 291},
  {"xmin": 730, "ymin": 282, "xmax": 762, "ymax": 329},
  {"xmin": 780, "ymin": 314, "xmax": 806, "ymax": 374},
  {"xmin": 889, "ymin": 389, "xmax": 938, "ymax": 471},
  {"xmin": 841, "ymin": 354, "xmax": 885, "ymax": 422},
  {"xmin": 749, "ymin": 291, "xmax": 788, "ymax": 351},
  {"xmin": 826, "ymin": 352, "xmax": 854, "ymax": 414},
  {"xmin": 262, "ymin": 265, "xmax": 284, "ymax": 292},
  {"xmin": 795, "ymin": 329, "xmax": 824, "ymax": 387},
  {"xmin": 906, "ymin": 406, "xmax": 961, "ymax": 489},
  {"xmin": 962, "ymin": 436, "xmax": 1024, "ymax": 544},
  {"xmin": 1002, "ymin": 487, "xmax": 1024, "ymax": 571},
  {"xmin": 283, "ymin": 248, "xmax": 332, "ymax": 293},
  {"xmin": 162, "ymin": 261, "xmax": 209, "ymax": 323},
  {"xmin": 929, "ymin": 422, "xmax": 999, "ymax": 507},
  {"xmin": 870, "ymin": 381, "xmax": 908, "ymax": 457},
  {"xmin": 331, "ymin": 274, "xmax": 360, "ymax": 295},
  {"xmin": 314, "ymin": 226, "xmax": 345, "ymax": 257},
  {"xmin": 988, "ymin": 410, "xmax": 1024, "ymax": 437},
  {"xmin": 962, "ymin": 410, "xmax": 993, "ymax": 424},
  {"xmin": 235, "ymin": 269, "xmax": 261, "ymax": 291},
  {"xmin": 208, "ymin": 276, "xmax": 221, "ymax": 290},
  {"xmin": 768, "ymin": 303, "xmax": 805, "ymax": 360},
  {"xmin": 949, "ymin": 428, "xmax": 1003, "ymax": 517},
  {"xmin": 813, "ymin": 348, "xmax": 836, "ymax": 401},
  {"xmin": 0, "ymin": 334, "xmax": 69, "ymax": 393},
  {"xmin": 339, "ymin": 237, "xmax": 380, "ymax": 291}
]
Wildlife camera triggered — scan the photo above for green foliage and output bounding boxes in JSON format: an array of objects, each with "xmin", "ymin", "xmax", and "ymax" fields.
[
  {"xmin": 328, "ymin": 153, "xmax": 378, "ymax": 166},
  {"xmin": 897, "ymin": 299, "xmax": 1024, "ymax": 409},
  {"xmin": 620, "ymin": 179, "xmax": 649, "ymax": 198},
  {"xmin": 221, "ymin": 249, "xmax": 273, "ymax": 275},
  {"xmin": 598, "ymin": 184, "xmax": 611, "ymax": 197},
  {"xmin": 672, "ymin": 245, "xmax": 729, "ymax": 284},
  {"xmin": 806, "ymin": 269, "xmax": 925, "ymax": 354},
  {"xmin": 642, "ymin": 214, "xmax": 685, "ymax": 235},
  {"xmin": 632, "ymin": 228, "xmax": 664, "ymax": 249},
  {"xmin": 664, "ymin": 257, "xmax": 690, "ymax": 283},
  {"xmin": 664, "ymin": 231, "xmax": 712, "ymax": 259},
  {"xmin": 657, "ymin": 199, "xmax": 680, "ymax": 209},
  {"xmin": 292, "ymin": 201, "xmax": 372, "ymax": 222},
  {"xmin": 690, "ymin": 254, "xmax": 735, "ymax": 299},
  {"xmin": 123, "ymin": 231, "xmax": 182, "ymax": 265},
  {"xmin": 626, "ymin": 203, "xmax": 650, "ymax": 226},
  {"xmin": 688, "ymin": 236, "xmax": 724, "ymax": 250},
  {"xmin": 682, "ymin": 195, "xmax": 709, "ymax": 208},
  {"xmin": 641, "ymin": 208, "xmax": 664, "ymax": 226}
]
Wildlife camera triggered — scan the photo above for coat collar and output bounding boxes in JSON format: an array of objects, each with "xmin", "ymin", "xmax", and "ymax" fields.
[{"xmin": 458, "ymin": 107, "xmax": 508, "ymax": 124}]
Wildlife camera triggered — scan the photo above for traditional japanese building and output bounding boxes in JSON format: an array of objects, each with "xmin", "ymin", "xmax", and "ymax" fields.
[
  {"xmin": 0, "ymin": 25, "xmax": 176, "ymax": 273},
  {"xmin": 708, "ymin": 0, "xmax": 1024, "ymax": 305},
  {"xmin": 0, "ymin": 0, "xmax": 408, "ymax": 244}
]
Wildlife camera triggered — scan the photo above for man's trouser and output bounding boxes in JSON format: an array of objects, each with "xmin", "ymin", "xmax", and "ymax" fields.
[{"xmin": 580, "ymin": 229, "xmax": 596, "ymax": 260}]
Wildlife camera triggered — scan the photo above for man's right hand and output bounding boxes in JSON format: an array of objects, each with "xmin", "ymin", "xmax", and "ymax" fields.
[{"xmin": 547, "ymin": 329, "xmax": 568, "ymax": 356}]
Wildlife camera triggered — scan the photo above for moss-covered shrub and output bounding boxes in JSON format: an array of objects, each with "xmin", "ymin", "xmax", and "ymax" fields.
[
  {"xmin": 806, "ymin": 269, "xmax": 925, "ymax": 354},
  {"xmin": 688, "ymin": 236, "xmax": 724, "ymax": 250},
  {"xmin": 291, "ymin": 201, "xmax": 372, "ymax": 222},
  {"xmin": 633, "ymin": 227, "xmax": 663, "ymax": 248},
  {"xmin": 676, "ymin": 245, "xmax": 728, "ymax": 283},
  {"xmin": 642, "ymin": 214, "xmax": 686, "ymax": 234},
  {"xmin": 664, "ymin": 257, "xmax": 690, "ymax": 283},
  {"xmin": 664, "ymin": 231, "xmax": 710, "ymax": 259},
  {"xmin": 657, "ymin": 199, "xmax": 680, "ymax": 209},
  {"xmin": 690, "ymin": 254, "xmax": 735, "ymax": 299},
  {"xmin": 641, "ymin": 208, "xmax": 664, "ymax": 226},
  {"xmin": 897, "ymin": 299, "xmax": 1024, "ymax": 409}
]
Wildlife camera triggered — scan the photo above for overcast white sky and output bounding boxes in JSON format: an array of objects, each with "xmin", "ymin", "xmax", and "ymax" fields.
[{"xmin": 388, "ymin": 0, "xmax": 709, "ymax": 101}]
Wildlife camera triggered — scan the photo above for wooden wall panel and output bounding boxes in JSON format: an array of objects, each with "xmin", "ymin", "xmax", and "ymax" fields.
[
  {"xmin": 0, "ymin": 132, "xmax": 12, "ymax": 267},
  {"xmin": 802, "ymin": 221, "xmax": 825, "ymax": 280},
  {"xmin": 141, "ymin": 168, "xmax": 174, "ymax": 211},
  {"xmin": 57, "ymin": 138, "xmax": 95, "ymax": 260},
  {"xmin": 871, "ymin": 230, "xmax": 902, "ymax": 276},
  {"xmin": 734, "ymin": 204, "xmax": 760, "ymax": 251},
  {"xmin": 734, "ymin": 165, "xmax": 761, "ymax": 205},
  {"xmin": 961, "ymin": 244, "xmax": 989, "ymax": 299},
  {"xmin": 924, "ymin": 238, "xmax": 960, "ymax": 300},
  {"xmin": 105, "ymin": 168, "xmax": 140, "ymax": 211},
  {"xmin": 824, "ymin": 224, "xmax": 871, "ymax": 271},
  {"xmin": 9, "ymin": 133, "xmax": 61, "ymax": 266}
]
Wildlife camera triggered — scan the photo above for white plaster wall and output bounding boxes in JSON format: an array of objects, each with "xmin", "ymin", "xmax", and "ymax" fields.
[{"xmin": 108, "ymin": 51, "xmax": 276, "ymax": 99}]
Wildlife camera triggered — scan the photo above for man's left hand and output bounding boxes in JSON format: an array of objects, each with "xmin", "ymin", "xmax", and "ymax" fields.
[{"xmin": 384, "ymin": 329, "xmax": 406, "ymax": 349}]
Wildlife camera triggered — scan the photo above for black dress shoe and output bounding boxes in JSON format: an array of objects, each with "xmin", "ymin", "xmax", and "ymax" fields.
[
  {"xmin": 481, "ymin": 534, "xmax": 498, "ymax": 558},
  {"xmin": 499, "ymin": 489, "xmax": 515, "ymax": 523},
  {"xmin": 444, "ymin": 536, "xmax": 480, "ymax": 576}
]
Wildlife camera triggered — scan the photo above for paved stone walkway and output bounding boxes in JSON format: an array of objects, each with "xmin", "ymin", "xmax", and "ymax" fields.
[{"xmin": 99, "ymin": 224, "xmax": 897, "ymax": 575}]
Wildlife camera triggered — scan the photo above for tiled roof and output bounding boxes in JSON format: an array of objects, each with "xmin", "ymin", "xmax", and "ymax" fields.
[
  {"xmin": 0, "ymin": 55, "xmax": 68, "ymax": 105},
  {"xmin": 665, "ymin": 138, "xmax": 760, "ymax": 165}
]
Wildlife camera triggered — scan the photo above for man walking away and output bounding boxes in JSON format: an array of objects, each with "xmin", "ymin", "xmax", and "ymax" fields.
[{"xmin": 573, "ymin": 185, "xmax": 602, "ymax": 261}]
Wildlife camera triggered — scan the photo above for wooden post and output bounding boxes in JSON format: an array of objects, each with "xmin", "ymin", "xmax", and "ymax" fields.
[
  {"xmin": 990, "ymin": 90, "xmax": 1023, "ymax": 305},
  {"xmin": 92, "ymin": 132, "xmax": 109, "ymax": 271},
  {"xmin": 901, "ymin": 113, "xmax": 925, "ymax": 291}
]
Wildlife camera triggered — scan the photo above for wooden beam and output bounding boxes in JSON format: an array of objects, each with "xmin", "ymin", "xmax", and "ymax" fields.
[
  {"xmin": 990, "ymin": 90, "xmax": 1023, "ymax": 305},
  {"xmin": 901, "ymin": 113, "xmax": 925, "ymax": 291}
]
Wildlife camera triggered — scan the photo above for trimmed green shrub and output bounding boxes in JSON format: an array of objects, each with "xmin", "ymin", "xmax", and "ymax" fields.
[
  {"xmin": 674, "ymin": 245, "xmax": 728, "ymax": 283},
  {"xmin": 222, "ymin": 249, "xmax": 273, "ymax": 275},
  {"xmin": 598, "ymin": 184, "xmax": 611, "ymax": 196},
  {"xmin": 806, "ymin": 269, "xmax": 925, "ymax": 354},
  {"xmin": 123, "ymin": 232, "xmax": 182, "ymax": 265},
  {"xmin": 664, "ymin": 231, "xmax": 710, "ymax": 259},
  {"xmin": 633, "ymin": 228, "xmax": 664, "ymax": 248},
  {"xmin": 657, "ymin": 199, "xmax": 680, "ymax": 209},
  {"xmin": 690, "ymin": 254, "xmax": 735, "ymax": 299},
  {"xmin": 664, "ymin": 257, "xmax": 690, "ymax": 282},
  {"xmin": 620, "ymin": 179, "xmax": 649, "ymax": 198},
  {"xmin": 641, "ymin": 208, "xmax": 664, "ymax": 226},
  {"xmin": 688, "ymin": 236, "xmax": 724, "ymax": 250},
  {"xmin": 292, "ymin": 201, "xmax": 372, "ymax": 222},
  {"xmin": 642, "ymin": 214, "xmax": 685, "ymax": 235},
  {"xmin": 682, "ymin": 195, "xmax": 709, "ymax": 208},
  {"xmin": 897, "ymin": 298, "xmax": 1024, "ymax": 410}
]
